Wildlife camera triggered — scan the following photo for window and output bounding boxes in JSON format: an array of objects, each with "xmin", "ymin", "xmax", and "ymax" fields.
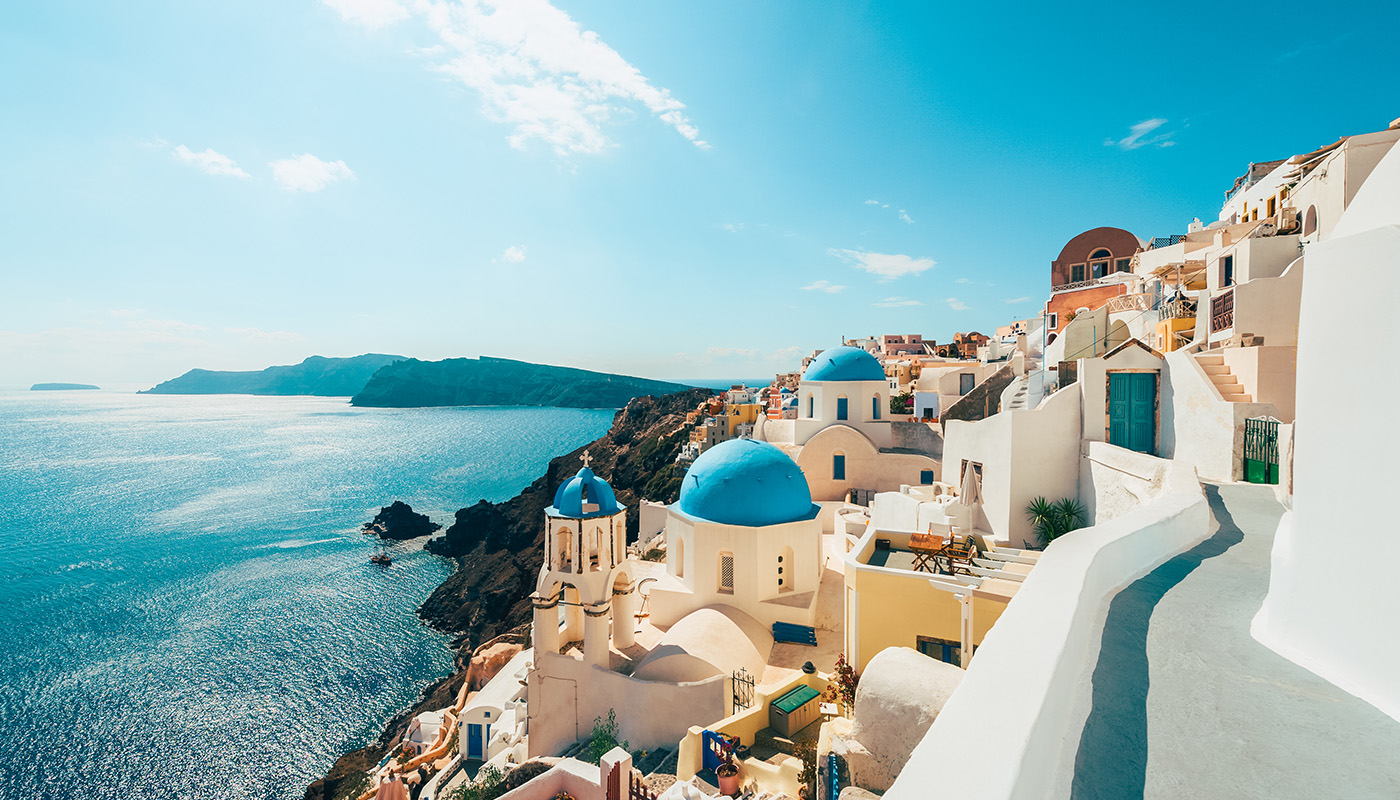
[
  {"xmin": 1049, "ymin": 312, "xmax": 1058, "ymax": 329},
  {"xmin": 833, "ymin": 453, "xmax": 846, "ymax": 481},
  {"xmin": 1266, "ymin": 196, "xmax": 1277, "ymax": 218},
  {"xmin": 719, "ymin": 551, "xmax": 734, "ymax": 593},
  {"xmin": 807, "ymin": 395, "xmax": 814, "ymax": 418},
  {"xmin": 959, "ymin": 373, "xmax": 975, "ymax": 396},
  {"xmin": 1089, "ymin": 248, "xmax": 1112, "ymax": 260},
  {"xmin": 916, "ymin": 636, "xmax": 963, "ymax": 666},
  {"xmin": 871, "ymin": 396, "xmax": 880, "ymax": 420},
  {"xmin": 1070, "ymin": 263, "xmax": 1085, "ymax": 283},
  {"xmin": 959, "ymin": 459, "xmax": 983, "ymax": 483},
  {"xmin": 1222, "ymin": 255, "xmax": 1234, "ymax": 287},
  {"xmin": 778, "ymin": 546, "xmax": 794, "ymax": 593},
  {"xmin": 1092, "ymin": 260, "xmax": 1109, "ymax": 279},
  {"xmin": 836, "ymin": 396, "xmax": 848, "ymax": 420},
  {"xmin": 674, "ymin": 536, "xmax": 684, "ymax": 578},
  {"xmin": 920, "ymin": 470, "xmax": 934, "ymax": 485},
  {"xmin": 1116, "ymin": 258, "xmax": 1131, "ymax": 273}
]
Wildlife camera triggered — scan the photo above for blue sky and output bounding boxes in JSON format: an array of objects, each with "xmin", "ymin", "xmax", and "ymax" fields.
[{"xmin": 3, "ymin": 1, "xmax": 1398, "ymax": 389}]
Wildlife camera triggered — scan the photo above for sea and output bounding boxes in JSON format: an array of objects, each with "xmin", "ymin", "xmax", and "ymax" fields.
[{"xmin": 0, "ymin": 391, "xmax": 616, "ymax": 800}]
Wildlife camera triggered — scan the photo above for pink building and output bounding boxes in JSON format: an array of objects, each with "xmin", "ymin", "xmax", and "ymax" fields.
[{"xmin": 879, "ymin": 334, "xmax": 930, "ymax": 357}]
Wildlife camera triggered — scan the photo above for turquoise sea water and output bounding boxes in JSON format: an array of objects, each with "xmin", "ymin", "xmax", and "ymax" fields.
[{"xmin": 0, "ymin": 392, "xmax": 615, "ymax": 800}]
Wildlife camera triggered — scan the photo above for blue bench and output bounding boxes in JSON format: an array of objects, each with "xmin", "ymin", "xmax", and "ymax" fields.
[{"xmin": 772, "ymin": 621, "xmax": 817, "ymax": 646}]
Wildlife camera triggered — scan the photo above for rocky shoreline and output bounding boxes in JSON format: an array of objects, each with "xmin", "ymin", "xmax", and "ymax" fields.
[{"xmin": 304, "ymin": 388, "xmax": 711, "ymax": 800}]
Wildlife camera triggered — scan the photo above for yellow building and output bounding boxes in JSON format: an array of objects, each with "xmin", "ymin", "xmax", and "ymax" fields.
[
  {"xmin": 724, "ymin": 403, "xmax": 761, "ymax": 437},
  {"xmin": 841, "ymin": 526, "xmax": 1037, "ymax": 672}
]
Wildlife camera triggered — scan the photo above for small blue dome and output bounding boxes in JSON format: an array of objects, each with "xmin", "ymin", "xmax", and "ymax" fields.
[
  {"xmin": 803, "ymin": 346, "xmax": 885, "ymax": 382},
  {"xmin": 549, "ymin": 467, "xmax": 622, "ymax": 518},
  {"xmin": 677, "ymin": 439, "xmax": 816, "ymax": 527}
]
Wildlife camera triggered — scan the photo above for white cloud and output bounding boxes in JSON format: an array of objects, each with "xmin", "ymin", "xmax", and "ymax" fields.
[
  {"xmin": 829, "ymin": 248, "xmax": 935, "ymax": 282},
  {"xmin": 380, "ymin": 0, "xmax": 709, "ymax": 156},
  {"xmin": 954, "ymin": 277, "xmax": 971, "ymax": 285},
  {"xmin": 945, "ymin": 297, "xmax": 969, "ymax": 312},
  {"xmin": 1105, "ymin": 118, "xmax": 1177, "ymax": 150},
  {"xmin": 873, "ymin": 296, "xmax": 923, "ymax": 308},
  {"xmin": 322, "ymin": 0, "xmax": 408, "ymax": 29},
  {"xmin": 802, "ymin": 280, "xmax": 847, "ymax": 294},
  {"xmin": 1004, "ymin": 296, "xmax": 1031, "ymax": 304},
  {"xmin": 721, "ymin": 223, "xmax": 744, "ymax": 233},
  {"xmin": 173, "ymin": 145, "xmax": 251, "ymax": 179},
  {"xmin": 269, "ymin": 154, "xmax": 355, "ymax": 192},
  {"xmin": 502, "ymin": 245, "xmax": 526, "ymax": 262},
  {"xmin": 898, "ymin": 209, "xmax": 913, "ymax": 224},
  {"xmin": 864, "ymin": 198, "xmax": 911, "ymax": 223}
]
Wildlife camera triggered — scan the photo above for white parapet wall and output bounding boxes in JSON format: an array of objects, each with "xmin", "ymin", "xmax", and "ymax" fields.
[{"xmin": 883, "ymin": 461, "xmax": 1208, "ymax": 800}]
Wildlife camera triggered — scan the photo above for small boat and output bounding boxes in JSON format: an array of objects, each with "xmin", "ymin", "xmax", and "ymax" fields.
[{"xmin": 370, "ymin": 553, "xmax": 392, "ymax": 566}]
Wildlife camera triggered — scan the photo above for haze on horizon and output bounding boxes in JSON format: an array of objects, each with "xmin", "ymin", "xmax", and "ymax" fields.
[{"xmin": 4, "ymin": 0, "xmax": 1398, "ymax": 391}]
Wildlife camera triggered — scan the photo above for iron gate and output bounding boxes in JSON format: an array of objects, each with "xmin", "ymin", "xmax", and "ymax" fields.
[
  {"xmin": 732, "ymin": 667, "xmax": 754, "ymax": 711},
  {"xmin": 1244, "ymin": 417, "xmax": 1280, "ymax": 485}
]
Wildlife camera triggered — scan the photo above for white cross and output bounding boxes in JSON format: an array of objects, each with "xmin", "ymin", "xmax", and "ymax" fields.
[{"xmin": 581, "ymin": 450, "xmax": 593, "ymax": 470}]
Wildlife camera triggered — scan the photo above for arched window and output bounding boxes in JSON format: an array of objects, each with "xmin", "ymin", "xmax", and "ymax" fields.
[
  {"xmin": 836, "ymin": 395, "xmax": 848, "ymax": 421},
  {"xmin": 718, "ymin": 549, "xmax": 735, "ymax": 594},
  {"xmin": 871, "ymin": 395, "xmax": 880, "ymax": 420},
  {"xmin": 1089, "ymin": 248, "xmax": 1112, "ymax": 279},
  {"xmin": 778, "ymin": 546, "xmax": 794, "ymax": 593},
  {"xmin": 1304, "ymin": 205, "xmax": 1318, "ymax": 237},
  {"xmin": 555, "ymin": 527, "xmax": 573, "ymax": 572},
  {"xmin": 674, "ymin": 535, "xmax": 685, "ymax": 579},
  {"xmin": 807, "ymin": 394, "xmax": 814, "ymax": 418},
  {"xmin": 833, "ymin": 452, "xmax": 846, "ymax": 481}
]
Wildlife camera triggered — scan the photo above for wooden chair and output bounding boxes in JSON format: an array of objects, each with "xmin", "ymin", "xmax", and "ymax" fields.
[{"xmin": 938, "ymin": 534, "xmax": 979, "ymax": 576}]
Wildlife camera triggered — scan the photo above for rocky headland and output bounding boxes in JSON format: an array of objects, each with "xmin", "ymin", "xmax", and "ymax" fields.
[
  {"xmin": 30, "ymin": 383, "xmax": 99, "ymax": 390},
  {"xmin": 141, "ymin": 354, "xmax": 406, "ymax": 396},
  {"xmin": 362, "ymin": 501, "xmax": 442, "ymax": 541},
  {"xmin": 305, "ymin": 387, "xmax": 711, "ymax": 800},
  {"xmin": 349, "ymin": 356, "xmax": 694, "ymax": 409}
]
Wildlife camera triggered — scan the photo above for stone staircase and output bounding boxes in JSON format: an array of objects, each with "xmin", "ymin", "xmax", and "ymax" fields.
[
  {"xmin": 1196, "ymin": 352, "xmax": 1252, "ymax": 402},
  {"xmin": 1005, "ymin": 376, "xmax": 1031, "ymax": 410}
]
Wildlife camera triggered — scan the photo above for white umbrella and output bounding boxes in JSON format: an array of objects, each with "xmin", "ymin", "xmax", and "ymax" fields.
[{"xmin": 959, "ymin": 465, "xmax": 982, "ymax": 508}]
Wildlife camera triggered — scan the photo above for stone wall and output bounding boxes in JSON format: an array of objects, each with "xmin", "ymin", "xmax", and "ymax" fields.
[{"xmin": 940, "ymin": 363, "xmax": 1015, "ymax": 427}]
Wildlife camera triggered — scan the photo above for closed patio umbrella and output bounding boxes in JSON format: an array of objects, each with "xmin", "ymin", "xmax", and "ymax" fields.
[
  {"xmin": 375, "ymin": 774, "xmax": 409, "ymax": 800},
  {"xmin": 959, "ymin": 465, "xmax": 982, "ymax": 508}
]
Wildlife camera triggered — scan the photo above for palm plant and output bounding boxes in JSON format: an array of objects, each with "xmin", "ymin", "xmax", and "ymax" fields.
[{"xmin": 1026, "ymin": 496, "xmax": 1087, "ymax": 545}]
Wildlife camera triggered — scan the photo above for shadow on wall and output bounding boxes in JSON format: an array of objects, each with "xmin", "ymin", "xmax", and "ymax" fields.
[{"xmin": 1069, "ymin": 485, "xmax": 1242, "ymax": 799}]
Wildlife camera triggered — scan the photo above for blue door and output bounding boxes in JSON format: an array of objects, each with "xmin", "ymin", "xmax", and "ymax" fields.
[
  {"xmin": 467, "ymin": 723, "xmax": 483, "ymax": 759},
  {"xmin": 1109, "ymin": 373, "xmax": 1157, "ymax": 454},
  {"xmin": 836, "ymin": 397, "xmax": 848, "ymax": 420}
]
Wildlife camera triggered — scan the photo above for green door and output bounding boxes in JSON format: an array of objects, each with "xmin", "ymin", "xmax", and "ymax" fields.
[{"xmin": 1109, "ymin": 372, "xmax": 1157, "ymax": 455}]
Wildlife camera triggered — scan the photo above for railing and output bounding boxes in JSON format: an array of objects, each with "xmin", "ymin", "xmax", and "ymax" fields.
[
  {"xmin": 1051, "ymin": 277, "xmax": 1104, "ymax": 293},
  {"xmin": 1210, "ymin": 290, "xmax": 1235, "ymax": 334},
  {"xmin": 1105, "ymin": 293, "xmax": 1153, "ymax": 313},
  {"xmin": 1159, "ymin": 297, "xmax": 1197, "ymax": 321}
]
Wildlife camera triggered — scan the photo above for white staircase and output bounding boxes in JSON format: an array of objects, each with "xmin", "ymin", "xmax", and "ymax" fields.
[
  {"xmin": 1196, "ymin": 352, "xmax": 1252, "ymax": 402},
  {"xmin": 1004, "ymin": 375, "xmax": 1031, "ymax": 410}
]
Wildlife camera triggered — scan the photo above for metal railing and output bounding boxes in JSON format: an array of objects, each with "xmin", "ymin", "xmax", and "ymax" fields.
[{"xmin": 1051, "ymin": 277, "xmax": 1104, "ymax": 293}]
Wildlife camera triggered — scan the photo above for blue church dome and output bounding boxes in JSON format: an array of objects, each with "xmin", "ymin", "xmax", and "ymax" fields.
[
  {"xmin": 677, "ymin": 439, "xmax": 816, "ymax": 527},
  {"xmin": 549, "ymin": 467, "xmax": 622, "ymax": 518},
  {"xmin": 803, "ymin": 346, "xmax": 885, "ymax": 382}
]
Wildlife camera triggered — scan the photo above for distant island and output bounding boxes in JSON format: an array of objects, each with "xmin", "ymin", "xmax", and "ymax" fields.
[
  {"xmin": 141, "ymin": 354, "xmax": 406, "ymax": 397},
  {"xmin": 30, "ymin": 383, "xmax": 100, "ymax": 391},
  {"xmin": 350, "ymin": 356, "xmax": 694, "ymax": 409}
]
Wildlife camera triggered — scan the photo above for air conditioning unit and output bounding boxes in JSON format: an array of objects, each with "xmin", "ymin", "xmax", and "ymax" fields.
[{"xmin": 1276, "ymin": 207, "xmax": 1301, "ymax": 233}]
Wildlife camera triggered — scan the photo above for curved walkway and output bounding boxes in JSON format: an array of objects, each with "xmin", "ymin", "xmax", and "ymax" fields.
[{"xmin": 1072, "ymin": 482, "xmax": 1400, "ymax": 799}]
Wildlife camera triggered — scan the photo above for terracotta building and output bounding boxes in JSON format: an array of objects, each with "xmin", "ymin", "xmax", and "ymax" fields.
[{"xmin": 1044, "ymin": 226, "xmax": 1143, "ymax": 335}]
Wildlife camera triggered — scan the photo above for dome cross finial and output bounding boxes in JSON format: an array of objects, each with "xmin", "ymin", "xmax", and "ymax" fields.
[{"xmin": 581, "ymin": 449, "xmax": 593, "ymax": 470}]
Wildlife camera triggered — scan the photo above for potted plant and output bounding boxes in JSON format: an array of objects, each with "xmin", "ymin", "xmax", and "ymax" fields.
[{"xmin": 714, "ymin": 736, "xmax": 741, "ymax": 796}]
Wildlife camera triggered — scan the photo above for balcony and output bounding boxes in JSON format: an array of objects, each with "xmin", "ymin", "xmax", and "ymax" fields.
[
  {"xmin": 1159, "ymin": 296, "xmax": 1197, "ymax": 321},
  {"xmin": 1210, "ymin": 290, "xmax": 1235, "ymax": 334}
]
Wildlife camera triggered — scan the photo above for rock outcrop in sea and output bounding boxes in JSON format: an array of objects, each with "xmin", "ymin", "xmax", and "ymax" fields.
[
  {"xmin": 361, "ymin": 501, "xmax": 441, "ymax": 541},
  {"xmin": 141, "ymin": 354, "xmax": 406, "ymax": 397},
  {"xmin": 304, "ymin": 387, "xmax": 711, "ymax": 800}
]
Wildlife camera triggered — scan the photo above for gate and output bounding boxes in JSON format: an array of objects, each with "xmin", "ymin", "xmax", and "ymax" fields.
[
  {"xmin": 701, "ymin": 730, "xmax": 738, "ymax": 773},
  {"xmin": 732, "ymin": 667, "xmax": 754, "ymax": 712},
  {"xmin": 1244, "ymin": 417, "xmax": 1280, "ymax": 485}
]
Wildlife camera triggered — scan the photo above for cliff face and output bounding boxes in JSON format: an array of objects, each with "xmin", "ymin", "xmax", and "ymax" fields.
[
  {"xmin": 304, "ymin": 387, "xmax": 710, "ymax": 800},
  {"xmin": 349, "ymin": 356, "xmax": 694, "ymax": 409},
  {"xmin": 141, "ymin": 354, "xmax": 406, "ymax": 396},
  {"xmin": 417, "ymin": 387, "xmax": 709, "ymax": 637}
]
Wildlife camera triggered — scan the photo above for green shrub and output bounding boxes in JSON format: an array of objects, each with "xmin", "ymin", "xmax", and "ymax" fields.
[
  {"xmin": 580, "ymin": 709, "xmax": 629, "ymax": 765},
  {"xmin": 1026, "ymin": 496, "xmax": 1087, "ymax": 545}
]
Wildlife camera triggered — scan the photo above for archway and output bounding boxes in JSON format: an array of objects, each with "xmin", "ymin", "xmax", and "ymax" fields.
[{"xmin": 1304, "ymin": 205, "xmax": 1319, "ymax": 237}]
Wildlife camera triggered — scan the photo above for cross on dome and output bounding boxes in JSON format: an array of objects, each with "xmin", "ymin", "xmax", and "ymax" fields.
[{"xmin": 581, "ymin": 450, "xmax": 593, "ymax": 470}]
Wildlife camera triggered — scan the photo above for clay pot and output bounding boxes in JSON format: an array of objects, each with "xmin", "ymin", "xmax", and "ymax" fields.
[{"xmin": 715, "ymin": 763, "xmax": 740, "ymax": 796}]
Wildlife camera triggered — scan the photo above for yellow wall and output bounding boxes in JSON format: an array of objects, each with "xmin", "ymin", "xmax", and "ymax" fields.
[
  {"xmin": 1154, "ymin": 316, "xmax": 1195, "ymax": 352},
  {"xmin": 725, "ymin": 404, "xmax": 760, "ymax": 436},
  {"xmin": 846, "ymin": 564, "xmax": 1008, "ymax": 672}
]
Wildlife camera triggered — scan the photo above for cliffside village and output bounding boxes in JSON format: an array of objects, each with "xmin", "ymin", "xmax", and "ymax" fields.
[{"xmin": 359, "ymin": 117, "xmax": 1400, "ymax": 800}]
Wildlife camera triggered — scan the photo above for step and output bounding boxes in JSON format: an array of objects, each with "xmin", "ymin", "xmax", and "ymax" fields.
[
  {"xmin": 1214, "ymin": 381, "xmax": 1244, "ymax": 394},
  {"xmin": 1201, "ymin": 364, "xmax": 1230, "ymax": 376},
  {"xmin": 1196, "ymin": 354, "xmax": 1224, "ymax": 365},
  {"xmin": 1222, "ymin": 392, "xmax": 1253, "ymax": 403}
]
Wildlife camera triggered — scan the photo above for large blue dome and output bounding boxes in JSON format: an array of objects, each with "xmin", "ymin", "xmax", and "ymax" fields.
[
  {"xmin": 549, "ymin": 467, "xmax": 622, "ymax": 518},
  {"xmin": 677, "ymin": 439, "xmax": 816, "ymax": 527},
  {"xmin": 803, "ymin": 346, "xmax": 885, "ymax": 382}
]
